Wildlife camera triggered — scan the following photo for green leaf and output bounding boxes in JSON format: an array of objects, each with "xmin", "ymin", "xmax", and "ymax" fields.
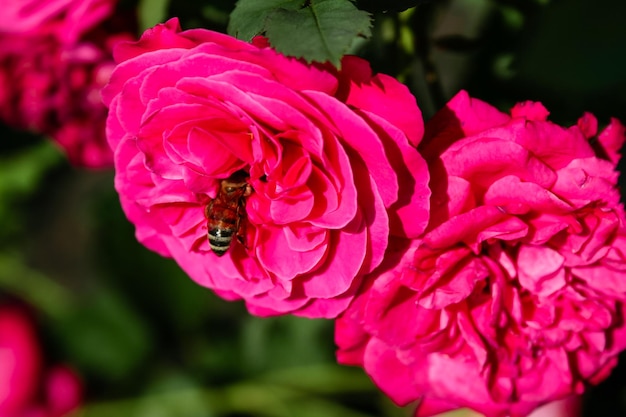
[
  {"xmin": 267, "ymin": 0, "xmax": 372, "ymax": 66},
  {"xmin": 228, "ymin": 0, "xmax": 371, "ymax": 67},
  {"xmin": 228, "ymin": 0, "xmax": 300, "ymax": 41}
]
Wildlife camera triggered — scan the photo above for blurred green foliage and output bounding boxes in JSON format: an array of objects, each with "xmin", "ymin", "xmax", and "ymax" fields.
[
  {"xmin": 138, "ymin": 0, "xmax": 170, "ymax": 30},
  {"xmin": 1, "ymin": 0, "xmax": 626, "ymax": 416}
]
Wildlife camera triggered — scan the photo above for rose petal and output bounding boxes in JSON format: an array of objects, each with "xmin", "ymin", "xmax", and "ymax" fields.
[
  {"xmin": 442, "ymin": 136, "xmax": 557, "ymax": 189},
  {"xmin": 341, "ymin": 55, "xmax": 425, "ymax": 147},
  {"xmin": 510, "ymin": 100, "xmax": 550, "ymax": 121},
  {"xmin": 517, "ymin": 245, "xmax": 567, "ymax": 297},
  {"xmin": 256, "ymin": 225, "xmax": 328, "ymax": 280},
  {"xmin": 484, "ymin": 175, "xmax": 572, "ymax": 214},
  {"xmin": 597, "ymin": 117, "xmax": 625, "ymax": 165},
  {"xmin": 304, "ymin": 91, "xmax": 399, "ymax": 208},
  {"xmin": 300, "ymin": 212, "xmax": 367, "ymax": 298},
  {"xmin": 364, "ymin": 338, "xmax": 422, "ymax": 406}
]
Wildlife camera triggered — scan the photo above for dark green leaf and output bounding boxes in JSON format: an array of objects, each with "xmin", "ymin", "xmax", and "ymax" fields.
[
  {"xmin": 266, "ymin": 0, "xmax": 372, "ymax": 66},
  {"xmin": 228, "ymin": 0, "xmax": 371, "ymax": 67},
  {"xmin": 228, "ymin": 0, "xmax": 302, "ymax": 41}
]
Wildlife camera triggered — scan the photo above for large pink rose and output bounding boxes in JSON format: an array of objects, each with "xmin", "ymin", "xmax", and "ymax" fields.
[
  {"xmin": 0, "ymin": 0, "xmax": 133, "ymax": 168},
  {"xmin": 102, "ymin": 18, "xmax": 430, "ymax": 318},
  {"xmin": 0, "ymin": 306, "xmax": 82, "ymax": 417},
  {"xmin": 336, "ymin": 91, "xmax": 626, "ymax": 416}
]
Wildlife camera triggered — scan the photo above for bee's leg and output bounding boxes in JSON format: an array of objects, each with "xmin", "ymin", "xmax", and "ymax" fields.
[
  {"xmin": 205, "ymin": 201, "xmax": 214, "ymax": 243},
  {"xmin": 205, "ymin": 200, "xmax": 214, "ymax": 219},
  {"xmin": 236, "ymin": 202, "xmax": 248, "ymax": 249}
]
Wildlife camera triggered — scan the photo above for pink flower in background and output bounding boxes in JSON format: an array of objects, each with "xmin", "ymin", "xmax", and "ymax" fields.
[
  {"xmin": 336, "ymin": 91, "xmax": 626, "ymax": 416},
  {"xmin": 0, "ymin": 0, "xmax": 135, "ymax": 168},
  {"xmin": 102, "ymin": 18, "xmax": 430, "ymax": 318},
  {"xmin": 0, "ymin": 306, "xmax": 81, "ymax": 417},
  {"xmin": 0, "ymin": 0, "xmax": 115, "ymax": 44}
]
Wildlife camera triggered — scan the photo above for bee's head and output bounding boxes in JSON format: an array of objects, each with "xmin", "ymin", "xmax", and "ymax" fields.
[{"xmin": 220, "ymin": 169, "xmax": 252, "ymax": 197}]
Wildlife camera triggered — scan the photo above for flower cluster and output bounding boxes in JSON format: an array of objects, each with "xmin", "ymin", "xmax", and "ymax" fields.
[
  {"xmin": 0, "ymin": 305, "xmax": 81, "ymax": 417},
  {"xmin": 102, "ymin": 17, "xmax": 626, "ymax": 416},
  {"xmin": 102, "ymin": 18, "xmax": 430, "ymax": 318},
  {"xmin": 336, "ymin": 91, "xmax": 626, "ymax": 416},
  {"xmin": 0, "ymin": 0, "xmax": 134, "ymax": 168}
]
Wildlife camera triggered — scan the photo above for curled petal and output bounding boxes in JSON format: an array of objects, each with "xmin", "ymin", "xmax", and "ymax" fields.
[
  {"xmin": 300, "ymin": 212, "xmax": 367, "ymax": 298},
  {"xmin": 341, "ymin": 55, "xmax": 424, "ymax": 147},
  {"xmin": 597, "ymin": 117, "xmax": 625, "ymax": 165},
  {"xmin": 256, "ymin": 225, "xmax": 328, "ymax": 280}
]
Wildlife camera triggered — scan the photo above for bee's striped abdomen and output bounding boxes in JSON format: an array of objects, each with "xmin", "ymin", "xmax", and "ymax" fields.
[
  {"xmin": 208, "ymin": 226, "xmax": 234, "ymax": 256},
  {"xmin": 206, "ymin": 198, "xmax": 240, "ymax": 257}
]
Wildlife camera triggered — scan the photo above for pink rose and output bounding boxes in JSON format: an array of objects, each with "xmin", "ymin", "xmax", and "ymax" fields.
[
  {"xmin": 0, "ymin": 0, "xmax": 115, "ymax": 44},
  {"xmin": 0, "ymin": 0, "xmax": 134, "ymax": 168},
  {"xmin": 336, "ymin": 90, "xmax": 626, "ymax": 416},
  {"xmin": 102, "ymin": 18, "xmax": 430, "ymax": 318},
  {"xmin": 0, "ymin": 306, "xmax": 82, "ymax": 417}
]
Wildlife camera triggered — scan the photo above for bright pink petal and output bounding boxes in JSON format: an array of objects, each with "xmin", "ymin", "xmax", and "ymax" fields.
[
  {"xmin": 360, "ymin": 109, "xmax": 430, "ymax": 238},
  {"xmin": 597, "ymin": 117, "xmax": 626, "ymax": 165},
  {"xmin": 484, "ymin": 175, "xmax": 572, "ymax": 214},
  {"xmin": 300, "ymin": 214, "xmax": 367, "ymax": 298},
  {"xmin": 577, "ymin": 112, "xmax": 598, "ymax": 139},
  {"xmin": 441, "ymin": 136, "xmax": 557, "ymax": 189},
  {"xmin": 364, "ymin": 338, "xmax": 422, "ymax": 406},
  {"xmin": 256, "ymin": 225, "xmax": 328, "ymax": 280},
  {"xmin": 341, "ymin": 56, "xmax": 424, "ymax": 147},
  {"xmin": 304, "ymin": 91, "xmax": 399, "ymax": 208},
  {"xmin": 517, "ymin": 245, "xmax": 566, "ymax": 296},
  {"xmin": 510, "ymin": 100, "xmax": 550, "ymax": 121}
]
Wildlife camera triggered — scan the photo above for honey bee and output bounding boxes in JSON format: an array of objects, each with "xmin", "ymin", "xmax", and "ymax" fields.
[{"xmin": 205, "ymin": 171, "xmax": 252, "ymax": 256}]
